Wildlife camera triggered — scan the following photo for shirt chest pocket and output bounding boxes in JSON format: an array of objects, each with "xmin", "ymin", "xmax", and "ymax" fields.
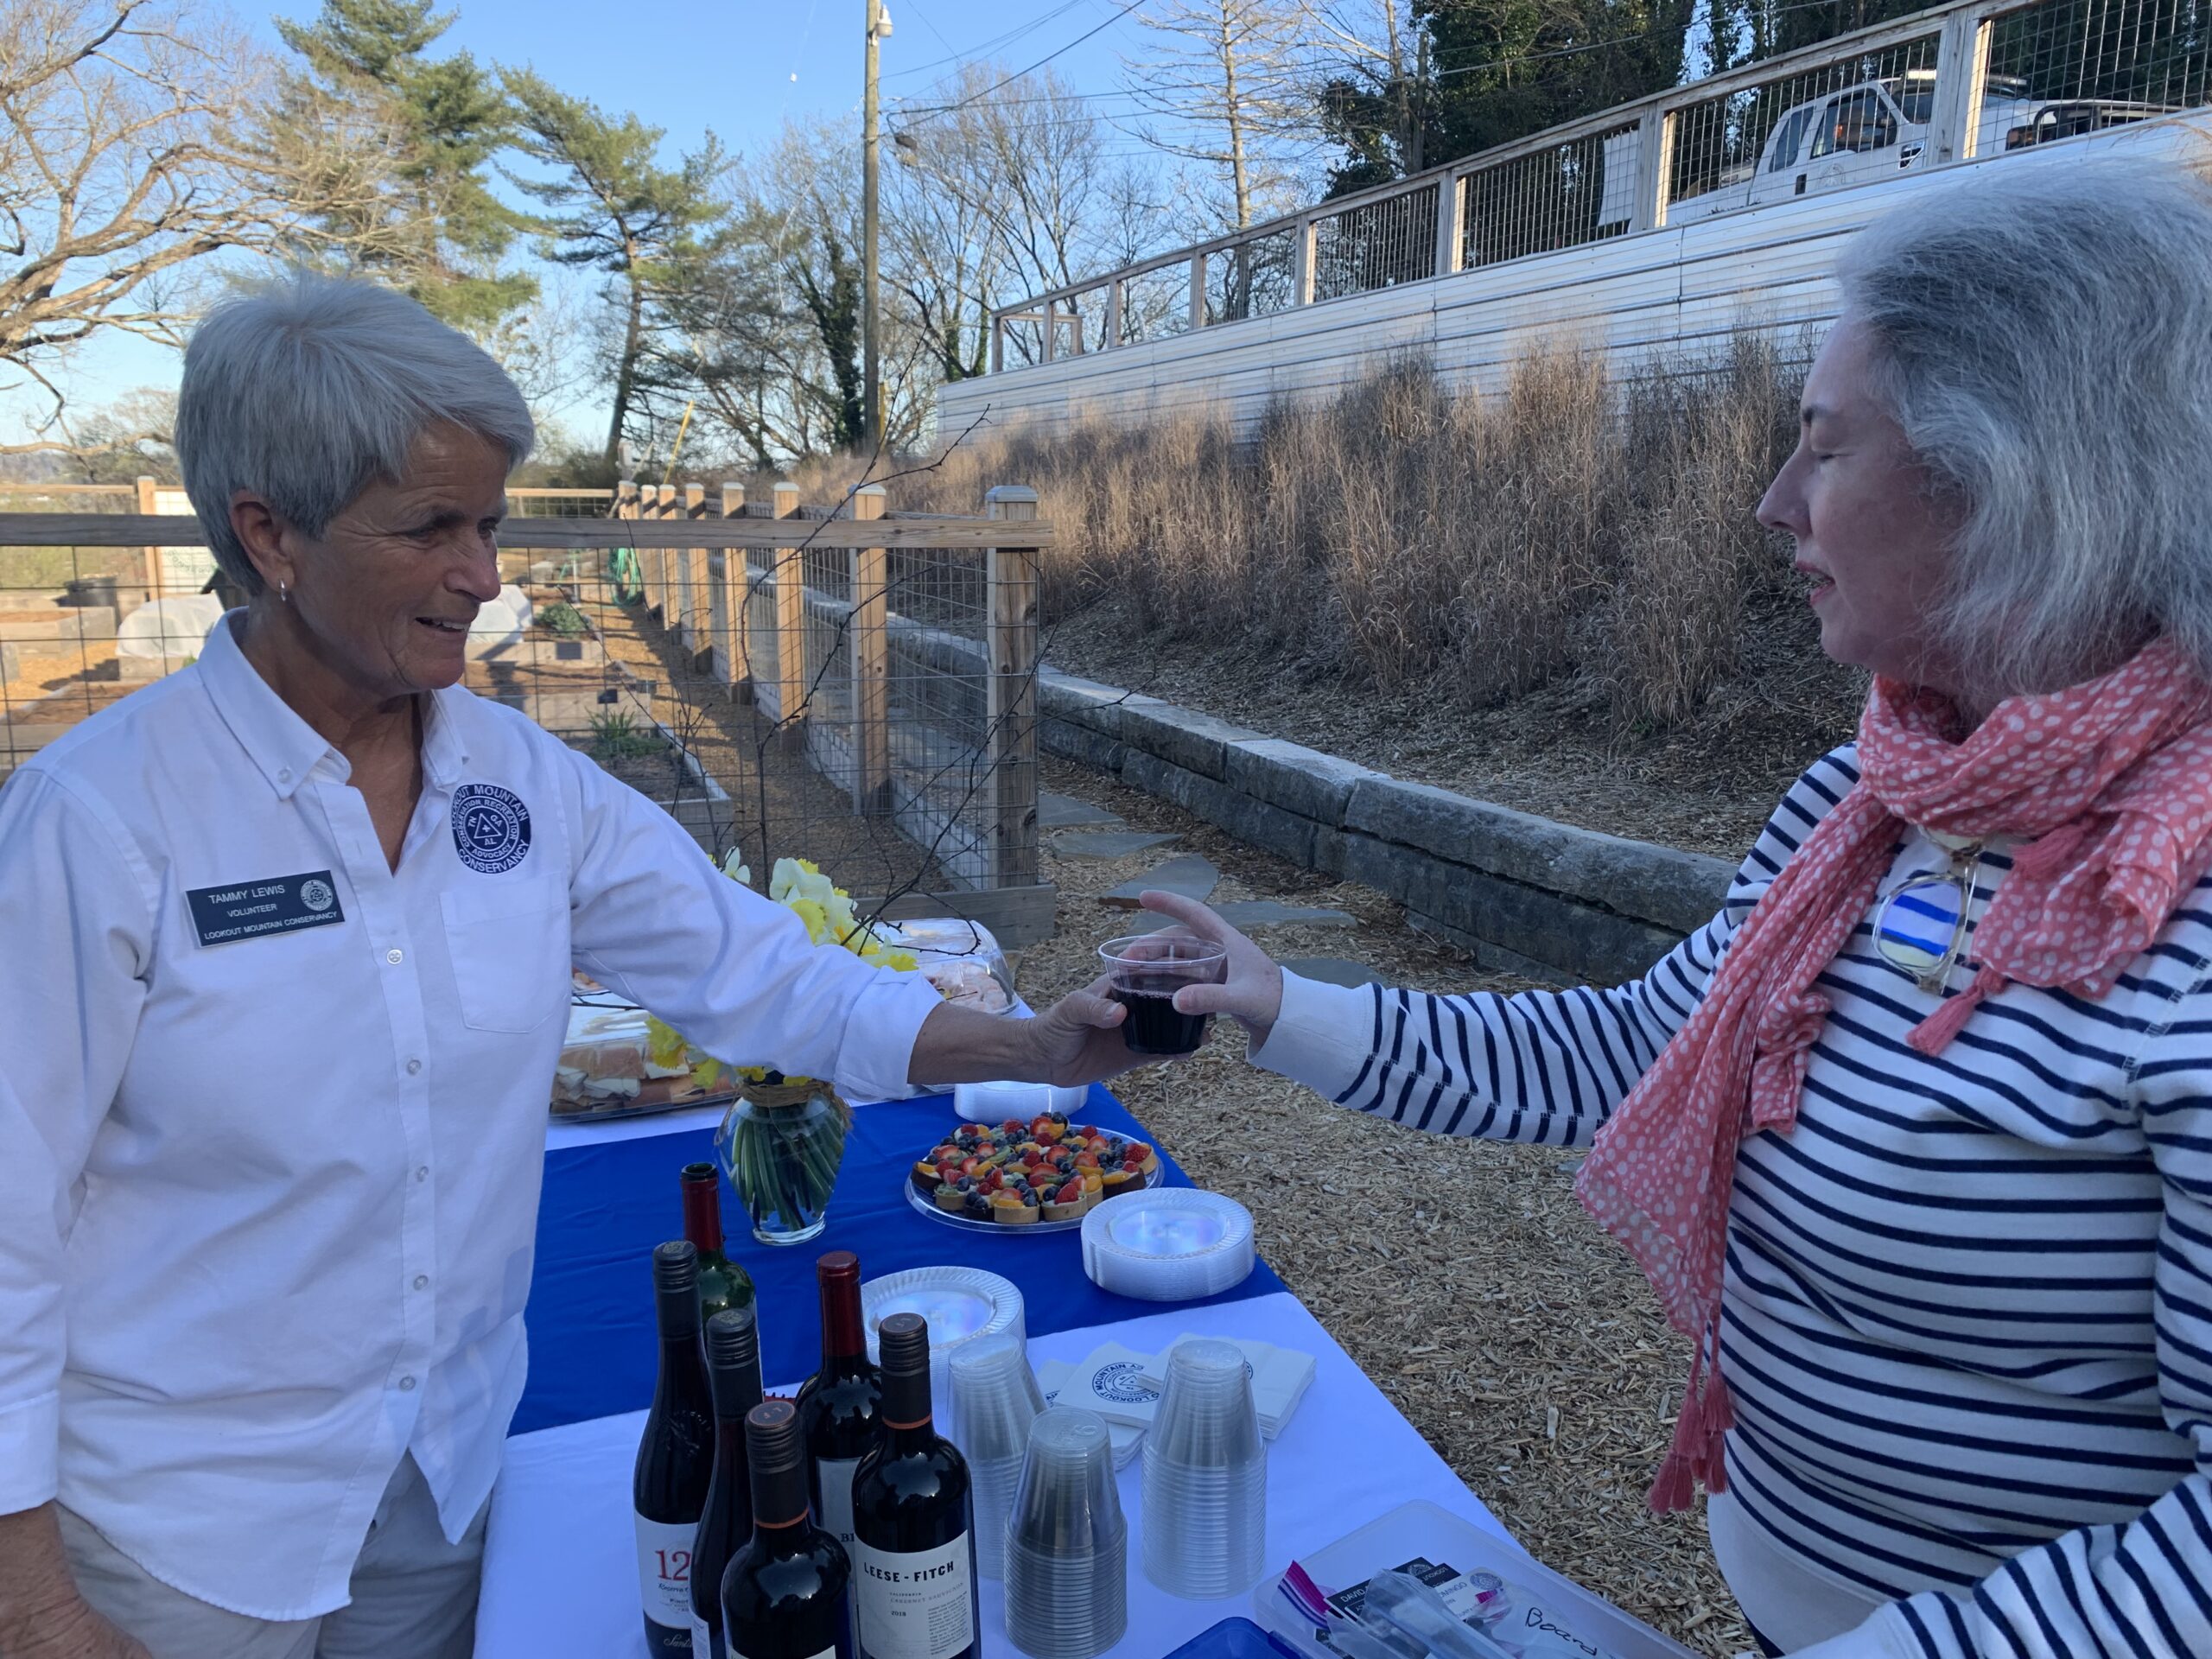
[{"xmin": 440, "ymin": 876, "xmax": 571, "ymax": 1033}]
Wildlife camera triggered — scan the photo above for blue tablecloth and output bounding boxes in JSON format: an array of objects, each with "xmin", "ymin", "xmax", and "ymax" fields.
[{"xmin": 517, "ymin": 1084, "xmax": 1285, "ymax": 1433}]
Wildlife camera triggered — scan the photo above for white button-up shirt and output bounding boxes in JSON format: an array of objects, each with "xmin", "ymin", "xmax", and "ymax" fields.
[{"xmin": 0, "ymin": 614, "xmax": 941, "ymax": 1620}]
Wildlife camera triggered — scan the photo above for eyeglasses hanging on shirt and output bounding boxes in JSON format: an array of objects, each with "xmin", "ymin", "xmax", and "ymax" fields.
[{"xmin": 1873, "ymin": 833, "xmax": 1987, "ymax": 995}]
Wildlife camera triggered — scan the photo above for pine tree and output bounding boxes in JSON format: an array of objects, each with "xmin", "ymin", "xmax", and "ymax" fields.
[
  {"xmin": 501, "ymin": 69, "xmax": 730, "ymax": 467},
  {"xmin": 275, "ymin": 0, "xmax": 534, "ymax": 332}
]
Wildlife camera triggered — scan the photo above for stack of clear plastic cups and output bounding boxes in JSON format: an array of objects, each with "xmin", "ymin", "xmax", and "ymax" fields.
[
  {"xmin": 946, "ymin": 1332, "xmax": 1045, "ymax": 1580},
  {"xmin": 1141, "ymin": 1338, "xmax": 1268, "ymax": 1599},
  {"xmin": 1003, "ymin": 1408, "xmax": 1128, "ymax": 1659}
]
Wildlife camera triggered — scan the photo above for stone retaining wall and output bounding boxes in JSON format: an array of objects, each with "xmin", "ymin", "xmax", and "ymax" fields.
[
  {"xmin": 864, "ymin": 611, "xmax": 1732, "ymax": 983},
  {"xmin": 1037, "ymin": 670, "xmax": 1735, "ymax": 986}
]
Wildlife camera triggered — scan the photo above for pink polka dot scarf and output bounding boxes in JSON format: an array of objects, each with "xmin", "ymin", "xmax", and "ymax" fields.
[{"xmin": 1573, "ymin": 635, "xmax": 2212, "ymax": 1513}]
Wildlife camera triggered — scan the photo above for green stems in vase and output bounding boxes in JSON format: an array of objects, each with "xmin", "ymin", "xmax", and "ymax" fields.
[{"xmin": 716, "ymin": 1077, "xmax": 849, "ymax": 1246}]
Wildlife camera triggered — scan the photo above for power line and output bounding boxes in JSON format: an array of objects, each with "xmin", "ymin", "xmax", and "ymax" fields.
[
  {"xmin": 892, "ymin": 0, "xmax": 1877, "ymax": 117},
  {"xmin": 884, "ymin": 0, "xmax": 1096, "ymax": 81},
  {"xmin": 893, "ymin": 0, "xmax": 1152, "ymax": 122}
]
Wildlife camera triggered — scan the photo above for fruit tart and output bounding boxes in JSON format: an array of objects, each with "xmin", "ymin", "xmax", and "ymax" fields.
[{"xmin": 911, "ymin": 1112, "xmax": 1159, "ymax": 1224}]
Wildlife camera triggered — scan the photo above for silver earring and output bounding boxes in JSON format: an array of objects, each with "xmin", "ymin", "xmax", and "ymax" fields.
[{"xmin": 278, "ymin": 581, "xmax": 289, "ymax": 603}]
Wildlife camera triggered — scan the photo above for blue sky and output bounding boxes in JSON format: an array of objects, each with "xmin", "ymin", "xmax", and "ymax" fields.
[{"xmin": 7, "ymin": 0, "xmax": 1159, "ymax": 449}]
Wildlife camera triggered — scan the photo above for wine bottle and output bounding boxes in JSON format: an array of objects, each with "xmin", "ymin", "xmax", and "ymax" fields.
[
  {"xmin": 849, "ymin": 1314, "xmax": 980, "ymax": 1659},
  {"xmin": 794, "ymin": 1252, "xmax": 880, "ymax": 1579},
  {"xmin": 635, "ymin": 1240, "xmax": 717, "ymax": 1658},
  {"xmin": 691, "ymin": 1306, "xmax": 766, "ymax": 1659},
  {"xmin": 682, "ymin": 1160, "xmax": 756, "ymax": 1324},
  {"xmin": 721, "ymin": 1399, "xmax": 855, "ymax": 1659}
]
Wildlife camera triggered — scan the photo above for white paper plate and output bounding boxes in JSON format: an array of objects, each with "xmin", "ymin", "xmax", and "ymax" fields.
[
  {"xmin": 951, "ymin": 1079, "xmax": 1090, "ymax": 1123},
  {"xmin": 1081, "ymin": 1191, "xmax": 1255, "ymax": 1302},
  {"xmin": 861, "ymin": 1267, "xmax": 1027, "ymax": 1398}
]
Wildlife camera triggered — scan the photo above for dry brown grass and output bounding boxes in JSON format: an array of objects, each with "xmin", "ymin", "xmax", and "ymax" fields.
[{"xmin": 867, "ymin": 336, "xmax": 1843, "ymax": 739}]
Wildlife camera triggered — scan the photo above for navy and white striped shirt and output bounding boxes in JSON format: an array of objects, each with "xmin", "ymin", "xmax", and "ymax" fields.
[{"xmin": 1253, "ymin": 746, "xmax": 2212, "ymax": 1659}]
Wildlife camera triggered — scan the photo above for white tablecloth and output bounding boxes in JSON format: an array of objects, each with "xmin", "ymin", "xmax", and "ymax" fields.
[{"xmin": 475, "ymin": 1289, "xmax": 1516, "ymax": 1659}]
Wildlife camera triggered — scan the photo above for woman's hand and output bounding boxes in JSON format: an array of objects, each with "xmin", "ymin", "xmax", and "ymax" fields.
[
  {"xmin": 1018, "ymin": 977, "xmax": 1141, "ymax": 1086},
  {"xmin": 1137, "ymin": 892, "xmax": 1287, "ymax": 1049}
]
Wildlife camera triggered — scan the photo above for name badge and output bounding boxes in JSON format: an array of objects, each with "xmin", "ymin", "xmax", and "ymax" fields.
[{"xmin": 186, "ymin": 870, "xmax": 346, "ymax": 947}]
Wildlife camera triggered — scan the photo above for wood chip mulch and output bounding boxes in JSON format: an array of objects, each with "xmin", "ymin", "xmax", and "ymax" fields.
[{"xmin": 1015, "ymin": 755, "xmax": 1755, "ymax": 1658}]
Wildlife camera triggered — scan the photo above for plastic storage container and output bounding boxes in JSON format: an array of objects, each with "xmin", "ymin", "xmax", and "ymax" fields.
[{"xmin": 1252, "ymin": 1500, "xmax": 1699, "ymax": 1659}]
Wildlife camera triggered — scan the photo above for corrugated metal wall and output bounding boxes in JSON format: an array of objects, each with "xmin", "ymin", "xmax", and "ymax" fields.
[{"xmin": 936, "ymin": 118, "xmax": 2209, "ymax": 439}]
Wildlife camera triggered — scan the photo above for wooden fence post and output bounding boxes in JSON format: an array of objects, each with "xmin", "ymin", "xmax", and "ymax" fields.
[
  {"xmin": 1631, "ymin": 105, "xmax": 1673, "ymax": 232},
  {"xmin": 640, "ymin": 486, "xmax": 664, "ymax": 617},
  {"xmin": 1187, "ymin": 251, "xmax": 1206, "ymax": 331},
  {"xmin": 984, "ymin": 485, "xmax": 1040, "ymax": 887},
  {"xmin": 1432, "ymin": 175, "xmax": 1465, "ymax": 279},
  {"xmin": 850, "ymin": 485, "xmax": 890, "ymax": 811},
  {"xmin": 135, "ymin": 475, "xmax": 160, "ymax": 601},
  {"xmin": 683, "ymin": 481, "xmax": 708, "ymax": 656},
  {"xmin": 717, "ymin": 482, "xmax": 747, "ymax": 693},
  {"xmin": 772, "ymin": 480, "xmax": 804, "ymax": 739},
  {"xmin": 658, "ymin": 485, "xmax": 680, "ymax": 623},
  {"xmin": 613, "ymin": 479, "xmax": 639, "ymax": 608}
]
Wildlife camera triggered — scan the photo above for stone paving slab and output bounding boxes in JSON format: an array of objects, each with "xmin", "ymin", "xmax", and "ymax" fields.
[
  {"xmin": 1280, "ymin": 957, "xmax": 1385, "ymax": 988},
  {"xmin": 1101, "ymin": 854, "xmax": 1220, "ymax": 909},
  {"xmin": 1052, "ymin": 829, "xmax": 1180, "ymax": 861},
  {"xmin": 1215, "ymin": 900, "xmax": 1357, "ymax": 931},
  {"xmin": 1121, "ymin": 900, "xmax": 1358, "ymax": 935},
  {"xmin": 1039, "ymin": 791, "xmax": 1126, "ymax": 830}
]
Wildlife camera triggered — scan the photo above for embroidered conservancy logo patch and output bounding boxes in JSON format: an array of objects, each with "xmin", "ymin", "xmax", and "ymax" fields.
[{"xmin": 451, "ymin": 783, "xmax": 532, "ymax": 874}]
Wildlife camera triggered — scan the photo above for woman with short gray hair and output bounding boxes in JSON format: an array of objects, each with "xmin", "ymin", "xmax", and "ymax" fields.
[
  {"xmin": 0, "ymin": 276, "xmax": 1142, "ymax": 1659},
  {"xmin": 1149, "ymin": 156, "xmax": 2212, "ymax": 1657}
]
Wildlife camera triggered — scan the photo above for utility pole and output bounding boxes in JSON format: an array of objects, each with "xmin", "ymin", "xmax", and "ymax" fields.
[{"xmin": 862, "ymin": 0, "xmax": 883, "ymax": 451}]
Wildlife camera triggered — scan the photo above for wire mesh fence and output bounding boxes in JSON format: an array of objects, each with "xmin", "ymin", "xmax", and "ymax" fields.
[
  {"xmin": 0, "ymin": 482, "xmax": 1052, "ymax": 941},
  {"xmin": 1206, "ymin": 227, "xmax": 1299, "ymax": 323},
  {"xmin": 1985, "ymin": 0, "xmax": 2210, "ymax": 145},
  {"xmin": 1666, "ymin": 35, "xmax": 1947, "ymax": 215},
  {"xmin": 1118, "ymin": 262, "xmax": 1196, "ymax": 345},
  {"xmin": 1313, "ymin": 184, "xmax": 1439, "ymax": 302},
  {"xmin": 1463, "ymin": 123, "xmax": 1640, "ymax": 269}
]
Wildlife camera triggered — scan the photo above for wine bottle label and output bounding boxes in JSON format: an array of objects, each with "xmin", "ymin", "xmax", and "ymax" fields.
[
  {"xmin": 690, "ymin": 1611, "xmax": 713, "ymax": 1659},
  {"xmin": 633, "ymin": 1515, "xmax": 697, "ymax": 1630},
  {"xmin": 854, "ymin": 1533, "xmax": 975, "ymax": 1659},
  {"xmin": 732, "ymin": 1648, "xmax": 836, "ymax": 1659},
  {"xmin": 814, "ymin": 1456, "xmax": 862, "ymax": 1557}
]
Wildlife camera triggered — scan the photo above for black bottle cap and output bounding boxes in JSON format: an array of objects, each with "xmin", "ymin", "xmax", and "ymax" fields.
[
  {"xmin": 877, "ymin": 1312, "xmax": 930, "ymax": 1380},
  {"xmin": 652, "ymin": 1240, "xmax": 701, "ymax": 1336},
  {"xmin": 876, "ymin": 1313, "xmax": 933, "ymax": 1427},
  {"xmin": 707, "ymin": 1308, "xmax": 763, "ymax": 1418},
  {"xmin": 745, "ymin": 1399, "xmax": 810, "ymax": 1528}
]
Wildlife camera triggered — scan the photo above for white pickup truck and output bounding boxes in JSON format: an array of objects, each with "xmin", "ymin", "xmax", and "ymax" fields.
[{"xmin": 1680, "ymin": 72, "xmax": 2176, "ymax": 219}]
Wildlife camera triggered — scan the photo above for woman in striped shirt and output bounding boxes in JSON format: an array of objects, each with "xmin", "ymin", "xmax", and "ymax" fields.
[{"xmin": 1147, "ymin": 157, "xmax": 2212, "ymax": 1658}]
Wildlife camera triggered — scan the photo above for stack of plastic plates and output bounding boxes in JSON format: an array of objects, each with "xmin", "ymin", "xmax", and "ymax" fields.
[
  {"xmin": 952, "ymin": 1078, "xmax": 1090, "ymax": 1123},
  {"xmin": 1080, "ymin": 1191, "xmax": 1255, "ymax": 1302},
  {"xmin": 862, "ymin": 1267, "xmax": 1026, "ymax": 1400}
]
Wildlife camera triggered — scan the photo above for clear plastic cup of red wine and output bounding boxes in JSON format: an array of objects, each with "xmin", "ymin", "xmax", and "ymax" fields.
[{"xmin": 1096, "ymin": 933, "xmax": 1229, "ymax": 1055}]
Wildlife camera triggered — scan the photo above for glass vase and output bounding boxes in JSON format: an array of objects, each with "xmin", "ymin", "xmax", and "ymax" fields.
[{"xmin": 716, "ymin": 1083, "xmax": 849, "ymax": 1246}]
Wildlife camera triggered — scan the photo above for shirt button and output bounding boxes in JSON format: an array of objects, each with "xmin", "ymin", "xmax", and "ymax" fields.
[
  {"xmin": 413, "ymin": 1274, "xmax": 429, "ymax": 1291},
  {"xmin": 277, "ymin": 767, "xmax": 292, "ymax": 783},
  {"xmin": 415, "ymin": 1166, "xmax": 429, "ymax": 1183},
  {"xmin": 397, "ymin": 1376, "xmax": 416, "ymax": 1392},
  {"xmin": 405, "ymin": 1058, "xmax": 423, "ymax": 1076},
  {"xmin": 385, "ymin": 948, "xmax": 404, "ymax": 965}
]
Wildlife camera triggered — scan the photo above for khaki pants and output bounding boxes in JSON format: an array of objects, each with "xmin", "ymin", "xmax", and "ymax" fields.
[{"xmin": 60, "ymin": 1455, "xmax": 488, "ymax": 1659}]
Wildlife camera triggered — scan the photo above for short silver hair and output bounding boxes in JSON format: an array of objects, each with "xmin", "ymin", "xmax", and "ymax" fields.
[
  {"xmin": 1837, "ymin": 152, "xmax": 2212, "ymax": 702},
  {"xmin": 175, "ymin": 276, "xmax": 535, "ymax": 596}
]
